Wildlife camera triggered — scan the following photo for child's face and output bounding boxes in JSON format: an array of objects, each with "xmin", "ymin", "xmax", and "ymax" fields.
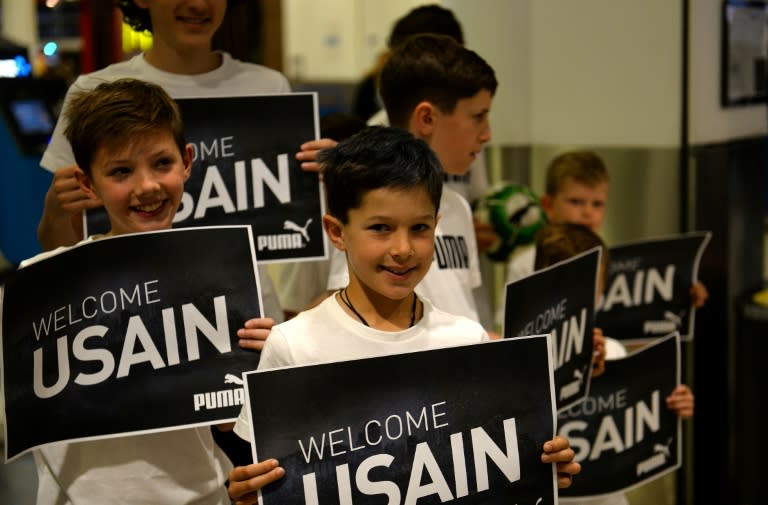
[
  {"xmin": 135, "ymin": 0, "xmax": 226, "ymax": 51},
  {"xmin": 426, "ymin": 89, "xmax": 492, "ymax": 176},
  {"xmin": 76, "ymin": 131, "xmax": 192, "ymax": 237},
  {"xmin": 542, "ymin": 178, "xmax": 608, "ymax": 232},
  {"xmin": 325, "ymin": 186, "xmax": 438, "ymax": 302}
]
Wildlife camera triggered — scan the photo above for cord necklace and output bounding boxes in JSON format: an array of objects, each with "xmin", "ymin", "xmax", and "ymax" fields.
[{"xmin": 339, "ymin": 288, "xmax": 418, "ymax": 328}]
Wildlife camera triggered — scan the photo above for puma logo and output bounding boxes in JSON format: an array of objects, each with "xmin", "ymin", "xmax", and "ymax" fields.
[{"xmin": 283, "ymin": 218, "xmax": 312, "ymax": 242}]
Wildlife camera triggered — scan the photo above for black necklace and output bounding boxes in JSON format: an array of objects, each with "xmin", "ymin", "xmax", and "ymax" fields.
[{"xmin": 339, "ymin": 288, "xmax": 418, "ymax": 328}]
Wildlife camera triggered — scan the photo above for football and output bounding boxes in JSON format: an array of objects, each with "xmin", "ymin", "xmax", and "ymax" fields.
[{"xmin": 473, "ymin": 183, "xmax": 547, "ymax": 262}]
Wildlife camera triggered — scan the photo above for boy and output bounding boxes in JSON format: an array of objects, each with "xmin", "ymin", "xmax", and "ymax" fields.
[
  {"xmin": 17, "ymin": 78, "xmax": 279, "ymax": 505},
  {"xmin": 226, "ymin": 126, "xmax": 581, "ymax": 504},
  {"xmin": 534, "ymin": 222, "xmax": 693, "ymax": 505},
  {"xmin": 322, "ymin": 34, "xmax": 496, "ymax": 335},
  {"xmin": 35, "ymin": 0, "xmax": 334, "ymax": 329},
  {"xmin": 506, "ymin": 151, "xmax": 708, "ymax": 307}
]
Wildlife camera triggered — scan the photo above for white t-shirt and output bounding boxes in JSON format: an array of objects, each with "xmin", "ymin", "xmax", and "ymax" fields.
[
  {"xmin": 326, "ymin": 187, "xmax": 483, "ymax": 322},
  {"xmin": 39, "ymin": 51, "xmax": 290, "ymax": 324},
  {"xmin": 13, "ymin": 238, "xmax": 232, "ymax": 505},
  {"xmin": 233, "ymin": 294, "xmax": 488, "ymax": 441},
  {"xmin": 41, "ymin": 52, "xmax": 290, "ymax": 173}
]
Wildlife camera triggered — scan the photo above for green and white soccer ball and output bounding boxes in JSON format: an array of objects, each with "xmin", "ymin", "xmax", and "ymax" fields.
[{"xmin": 473, "ymin": 183, "xmax": 547, "ymax": 262}]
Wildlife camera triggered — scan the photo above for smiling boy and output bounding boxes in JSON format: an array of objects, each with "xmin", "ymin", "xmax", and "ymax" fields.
[{"xmin": 226, "ymin": 126, "xmax": 581, "ymax": 505}]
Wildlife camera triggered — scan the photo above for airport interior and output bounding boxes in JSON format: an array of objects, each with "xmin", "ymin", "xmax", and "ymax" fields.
[{"xmin": 1, "ymin": 0, "xmax": 767, "ymax": 504}]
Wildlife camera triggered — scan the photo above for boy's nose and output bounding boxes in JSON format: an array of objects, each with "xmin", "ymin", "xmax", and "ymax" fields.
[
  {"xmin": 135, "ymin": 171, "xmax": 161, "ymax": 193},
  {"xmin": 391, "ymin": 233, "xmax": 414, "ymax": 259},
  {"xmin": 479, "ymin": 123, "xmax": 492, "ymax": 144}
]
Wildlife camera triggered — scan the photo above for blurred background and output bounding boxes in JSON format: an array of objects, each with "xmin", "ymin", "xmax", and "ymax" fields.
[{"xmin": 0, "ymin": 1, "xmax": 766, "ymax": 504}]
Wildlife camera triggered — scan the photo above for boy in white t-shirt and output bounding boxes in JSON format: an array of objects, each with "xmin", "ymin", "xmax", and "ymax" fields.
[
  {"xmin": 15, "ymin": 78, "xmax": 280, "ymax": 505},
  {"xmin": 225, "ymin": 125, "xmax": 582, "ymax": 504},
  {"xmin": 321, "ymin": 34, "xmax": 499, "ymax": 337}
]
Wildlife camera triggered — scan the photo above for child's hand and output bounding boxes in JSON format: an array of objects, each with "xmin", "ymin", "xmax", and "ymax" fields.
[
  {"xmin": 50, "ymin": 165, "xmax": 103, "ymax": 213},
  {"xmin": 541, "ymin": 435, "xmax": 581, "ymax": 488},
  {"xmin": 473, "ymin": 218, "xmax": 499, "ymax": 254},
  {"xmin": 591, "ymin": 327, "xmax": 606, "ymax": 377},
  {"xmin": 296, "ymin": 138, "xmax": 338, "ymax": 175},
  {"xmin": 690, "ymin": 281, "xmax": 709, "ymax": 308},
  {"xmin": 666, "ymin": 384, "xmax": 694, "ymax": 419},
  {"xmin": 228, "ymin": 459, "xmax": 285, "ymax": 505},
  {"xmin": 237, "ymin": 317, "xmax": 275, "ymax": 351}
]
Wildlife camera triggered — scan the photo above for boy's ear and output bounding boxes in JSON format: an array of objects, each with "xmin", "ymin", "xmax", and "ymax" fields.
[
  {"xmin": 74, "ymin": 168, "xmax": 99, "ymax": 201},
  {"xmin": 412, "ymin": 101, "xmax": 437, "ymax": 138},
  {"xmin": 322, "ymin": 213, "xmax": 346, "ymax": 251},
  {"xmin": 182, "ymin": 144, "xmax": 194, "ymax": 181},
  {"xmin": 540, "ymin": 194, "xmax": 555, "ymax": 221}
]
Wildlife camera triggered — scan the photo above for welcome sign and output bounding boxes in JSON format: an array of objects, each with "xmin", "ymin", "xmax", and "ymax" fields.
[
  {"xmin": 596, "ymin": 232, "xmax": 711, "ymax": 343},
  {"xmin": 2, "ymin": 226, "xmax": 263, "ymax": 460},
  {"xmin": 558, "ymin": 333, "xmax": 681, "ymax": 498},
  {"xmin": 244, "ymin": 336, "xmax": 558, "ymax": 505},
  {"xmin": 503, "ymin": 247, "xmax": 600, "ymax": 412},
  {"xmin": 85, "ymin": 93, "xmax": 326, "ymax": 263}
]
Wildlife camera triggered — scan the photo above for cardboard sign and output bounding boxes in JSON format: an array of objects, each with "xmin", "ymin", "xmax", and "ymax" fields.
[
  {"xmin": 2, "ymin": 226, "xmax": 263, "ymax": 461},
  {"xmin": 503, "ymin": 248, "xmax": 599, "ymax": 412},
  {"xmin": 558, "ymin": 333, "xmax": 681, "ymax": 498},
  {"xmin": 244, "ymin": 336, "xmax": 558, "ymax": 505},
  {"xmin": 84, "ymin": 93, "xmax": 326, "ymax": 263},
  {"xmin": 596, "ymin": 232, "xmax": 711, "ymax": 343}
]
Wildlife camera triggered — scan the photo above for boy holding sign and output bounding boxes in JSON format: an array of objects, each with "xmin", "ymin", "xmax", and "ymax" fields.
[
  {"xmin": 535, "ymin": 222, "xmax": 693, "ymax": 505},
  {"xmin": 15, "ymin": 78, "xmax": 277, "ymax": 505},
  {"xmin": 226, "ymin": 126, "xmax": 582, "ymax": 504},
  {"xmin": 505, "ymin": 152, "xmax": 708, "ymax": 309}
]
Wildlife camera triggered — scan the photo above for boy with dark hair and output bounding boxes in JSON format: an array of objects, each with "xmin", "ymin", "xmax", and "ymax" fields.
[
  {"xmin": 326, "ymin": 33, "xmax": 498, "ymax": 335},
  {"xmin": 14, "ymin": 77, "xmax": 279, "ymax": 505},
  {"xmin": 226, "ymin": 126, "xmax": 581, "ymax": 504}
]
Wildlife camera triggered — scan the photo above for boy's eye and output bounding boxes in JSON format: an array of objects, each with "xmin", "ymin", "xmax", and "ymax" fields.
[
  {"xmin": 368, "ymin": 223, "xmax": 389, "ymax": 232},
  {"xmin": 412, "ymin": 223, "xmax": 431, "ymax": 232},
  {"xmin": 108, "ymin": 166, "xmax": 131, "ymax": 177},
  {"xmin": 156, "ymin": 157, "xmax": 174, "ymax": 168}
]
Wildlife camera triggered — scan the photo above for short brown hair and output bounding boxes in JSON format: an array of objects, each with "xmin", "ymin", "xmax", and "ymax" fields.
[
  {"xmin": 64, "ymin": 78, "xmax": 185, "ymax": 175},
  {"xmin": 534, "ymin": 222, "xmax": 609, "ymax": 278},
  {"xmin": 379, "ymin": 33, "xmax": 497, "ymax": 128},
  {"xmin": 545, "ymin": 150, "xmax": 610, "ymax": 197}
]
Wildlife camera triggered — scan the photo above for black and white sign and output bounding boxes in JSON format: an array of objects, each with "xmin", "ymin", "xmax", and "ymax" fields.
[
  {"xmin": 244, "ymin": 336, "xmax": 558, "ymax": 505},
  {"xmin": 558, "ymin": 333, "xmax": 681, "ymax": 498},
  {"xmin": 503, "ymin": 248, "xmax": 599, "ymax": 412},
  {"xmin": 84, "ymin": 93, "xmax": 326, "ymax": 263},
  {"xmin": 2, "ymin": 226, "xmax": 263, "ymax": 461},
  {"xmin": 596, "ymin": 232, "xmax": 711, "ymax": 343}
]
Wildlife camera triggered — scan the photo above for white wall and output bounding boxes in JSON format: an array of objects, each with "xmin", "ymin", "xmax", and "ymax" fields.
[
  {"xmin": 689, "ymin": 0, "xmax": 768, "ymax": 143},
  {"xmin": 529, "ymin": 0, "xmax": 682, "ymax": 147},
  {"xmin": 281, "ymin": 0, "xmax": 431, "ymax": 81},
  {"xmin": 1, "ymin": 0, "xmax": 38, "ymax": 58},
  {"xmin": 445, "ymin": 0, "xmax": 531, "ymax": 146}
]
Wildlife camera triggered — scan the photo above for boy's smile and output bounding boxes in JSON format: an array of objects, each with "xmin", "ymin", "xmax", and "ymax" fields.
[
  {"xmin": 137, "ymin": 0, "xmax": 226, "ymax": 53},
  {"xmin": 327, "ymin": 186, "xmax": 438, "ymax": 309},
  {"xmin": 76, "ymin": 131, "xmax": 191, "ymax": 237}
]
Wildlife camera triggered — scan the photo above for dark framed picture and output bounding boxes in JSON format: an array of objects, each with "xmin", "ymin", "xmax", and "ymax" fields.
[{"xmin": 722, "ymin": 1, "xmax": 768, "ymax": 106}]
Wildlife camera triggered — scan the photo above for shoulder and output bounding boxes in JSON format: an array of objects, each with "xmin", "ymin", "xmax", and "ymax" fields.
[
  {"xmin": 219, "ymin": 53, "xmax": 291, "ymax": 93},
  {"xmin": 421, "ymin": 298, "xmax": 488, "ymax": 342}
]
